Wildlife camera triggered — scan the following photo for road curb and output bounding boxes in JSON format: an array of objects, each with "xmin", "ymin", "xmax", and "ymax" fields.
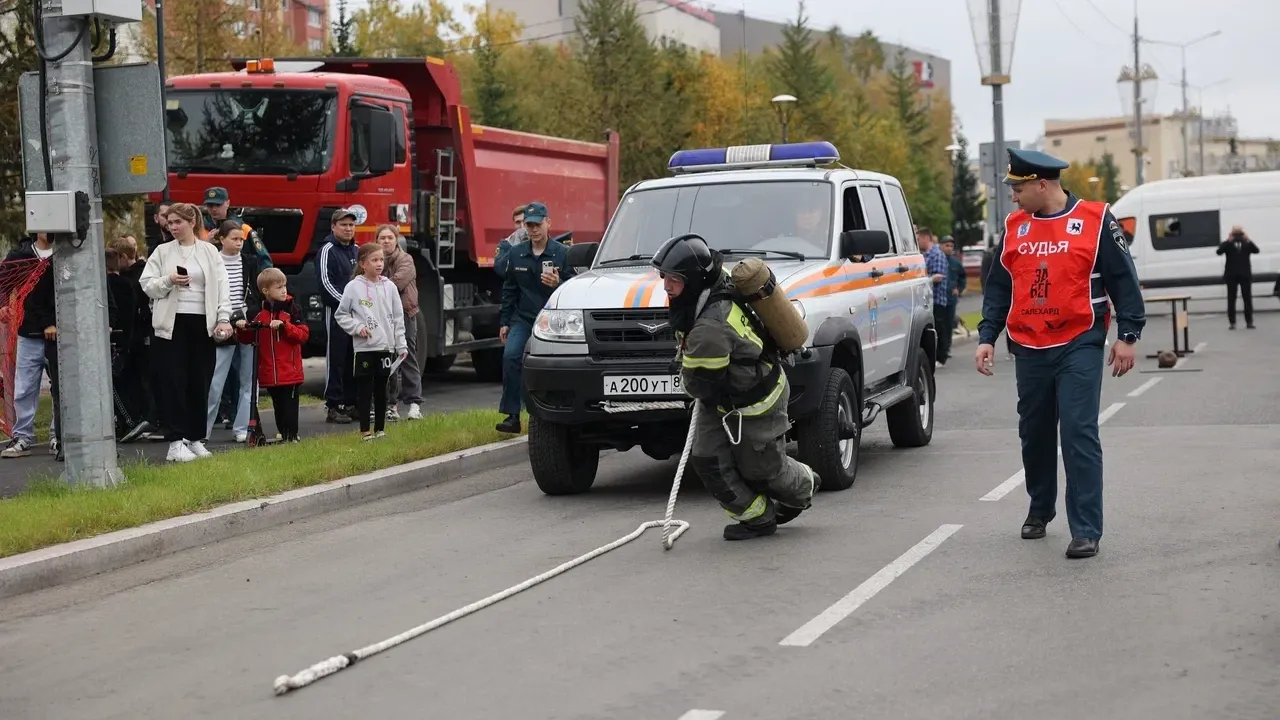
[{"xmin": 0, "ymin": 436, "xmax": 530, "ymax": 600}]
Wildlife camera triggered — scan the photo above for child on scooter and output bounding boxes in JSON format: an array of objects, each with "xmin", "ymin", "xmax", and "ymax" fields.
[{"xmin": 237, "ymin": 268, "xmax": 310, "ymax": 443}]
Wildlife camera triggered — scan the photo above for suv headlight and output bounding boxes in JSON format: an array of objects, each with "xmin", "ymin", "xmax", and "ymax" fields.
[{"xmin": 534, "ymin": 309, "xmax": 585, "ymax": 342}]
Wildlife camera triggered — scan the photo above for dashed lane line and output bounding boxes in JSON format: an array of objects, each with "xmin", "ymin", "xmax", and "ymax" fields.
[
  {"xmin": 778, "ymin": 524, "xmax": 963, "ymax": 648},
  {"xmin": 979, "ymin": 402, "xmax": 1126, "ymax": 502},
  {"xmin": 678, "ymin": 711, "xmax": 725, "ymax": 720},
  {"xmin": 1128, "ymin": 377, "xmax": 1163, "ymax": 397}
]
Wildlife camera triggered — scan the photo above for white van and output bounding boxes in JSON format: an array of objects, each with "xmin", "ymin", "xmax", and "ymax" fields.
[{"xmin": 1110, "ymin": 171, "xmax": 1280, "ymax": 303}]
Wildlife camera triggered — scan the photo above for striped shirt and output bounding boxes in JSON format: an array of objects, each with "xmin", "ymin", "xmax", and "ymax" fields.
[{"xmin": 222, "ymin": 252, "xmax": 245, "ymax": 313}]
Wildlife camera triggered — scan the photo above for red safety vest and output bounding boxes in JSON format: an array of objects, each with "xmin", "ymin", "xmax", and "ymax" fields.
[{"xmin": 1000, "ymin": 200, "xmax": 1107, "ymax": 349}]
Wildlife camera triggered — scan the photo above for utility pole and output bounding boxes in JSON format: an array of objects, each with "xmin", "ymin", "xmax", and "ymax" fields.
[
  {"xmin": 39, "ymin": 10, "xmax": 123, "ymax": 487},
  {"xmin": 1131, "ymin": 15, "xmax": 1144, "ymax": 187},
  {"xmin": 1148, "ymin": 31, "xmax": 1220, "ymax": 177},
  {"xmin": 156, "ymin": 0, "xmax": 169, "ymax": 201}
]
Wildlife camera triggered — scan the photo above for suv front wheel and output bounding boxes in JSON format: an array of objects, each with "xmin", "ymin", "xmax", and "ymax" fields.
[
  {"xmin": 528, "ymin": 416, "xmax": 600, "ymax": 495},
  {"xmin": 794, "ymin": 367, "xmax": 861, "ymax": 491}
]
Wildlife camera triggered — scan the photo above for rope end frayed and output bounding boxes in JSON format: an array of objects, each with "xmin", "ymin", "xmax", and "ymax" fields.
[{"xmin": 273, "ymin": 676, "xmax": 293, "ymax": 695}]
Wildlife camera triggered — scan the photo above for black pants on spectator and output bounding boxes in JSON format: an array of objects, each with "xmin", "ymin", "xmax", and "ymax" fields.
[
  {"xmin": 267, "ymin": 384, "xmax": 301, "ymax": 440},
  {"xmin": 1226, "ymin": 274, "xmax": 1253, "ymax": 326},
  {"xmin": 354, "ymin": 351, "xmax": 392, "ymax": 434},
  {"xmin": 933, "ymin": 303, "xmax": 954, "ymax": 363},
  {"xmin": 44, "ymin": 339, "xmax": 62, "ymax": 447},
  {"xmin": 324, "ymin": 310, "xmax": 356, "ymax": 412},
  {"xmin": 153, "ymin": 314, "xmax": 216, "ymax": 442}
]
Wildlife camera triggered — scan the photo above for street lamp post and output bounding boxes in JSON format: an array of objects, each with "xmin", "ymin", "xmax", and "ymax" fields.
[
  {"xmin": 967, "ymin": 0, "xmax": 1023, "ymax": 250},
  {"xmin": 1147, "ymin": 30, "xmax": 1221, "ymax": 176},
  {"xmin": 771, "ymin": 94, "xmax": 796, "ymax": 143},
  {"xmin": 156, "ymin": 0, "xmax": 169, "ymax": 201},
  {"xmin": 1117, "ymin": 63, "xmax": 1158, "ymax": 186}
]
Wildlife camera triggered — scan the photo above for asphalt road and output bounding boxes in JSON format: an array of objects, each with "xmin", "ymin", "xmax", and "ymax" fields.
[
  {"xmin": 2, "ymin": 315, "xmax": 1278, "ymax": 719},
  {"xmin": 0, "ymin": 359, "xmax": 501, "ymax": 498}
]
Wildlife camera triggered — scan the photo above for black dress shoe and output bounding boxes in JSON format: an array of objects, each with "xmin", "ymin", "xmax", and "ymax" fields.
[
  {"xmin": 1066, "ymin": 538, "xmax": 1099, "ymax": 558},
  {"xmin": 723, "ymin": 520, "xmax": 778, "ymax": 541},
  {"xmin": 495, "ymin": 415, "xmax": 521, "ymax": 434},
  {"xmin": 1021, "ymin": 515, "xmax": 1050, "ymax": 539}
]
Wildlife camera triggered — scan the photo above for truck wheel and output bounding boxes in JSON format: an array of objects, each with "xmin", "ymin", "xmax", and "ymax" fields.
[
  {"xmin": 887, "ymin": 352, "xmax": 935, "ymax": 448},
  {"xmin": 528, "ymin": 416, "xmax": 599, "ymax": 495},
  {"xmin": 422, "ymin": 355, "xmax": 456, "ymax": 374},
  {"xmin": 471, "ymin": 348, "xmax": 503, "ymax": 382},
  {"xmin": 795, "ymin": 367, "xmax": 861, "ymax": 492}
]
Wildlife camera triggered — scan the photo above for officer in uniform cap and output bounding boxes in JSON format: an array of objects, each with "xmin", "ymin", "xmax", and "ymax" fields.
[
  {"xmin": 654, "ymin": 234, "xmax": 819, "ymax": 541},
  {"xmin": 975, "ymin": 148, "xmax": 1146, "ymax": 559}
]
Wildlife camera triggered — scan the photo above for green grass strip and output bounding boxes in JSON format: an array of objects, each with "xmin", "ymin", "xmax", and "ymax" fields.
[{"xmin": 0, "ymin": 409, "xmax": 527, "ymax": 559}]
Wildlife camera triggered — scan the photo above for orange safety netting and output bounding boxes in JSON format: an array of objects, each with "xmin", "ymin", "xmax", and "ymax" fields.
[{"xmin": 0, "ymin": 256, "xmax": 50, "ymax": 440}]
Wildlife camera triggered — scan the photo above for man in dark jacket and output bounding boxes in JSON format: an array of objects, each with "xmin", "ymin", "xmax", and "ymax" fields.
[
  {"xmin": 316, "ymin": 208, "xmax": 360, "ymax": 423},
  {"xmin": 1217, "ymin": 226, "xmax": 1258, "ymax": 330},
  {"xmin": 496, "ymin": 202, "xmax": 574, "ymax": 434},
  {"xmin": 202, "ymin": 186, "xmax": 273, "ymax": 269},
  {"xmin": 0, "ymin": 234, "xmax": 62, "ymax": 460}
]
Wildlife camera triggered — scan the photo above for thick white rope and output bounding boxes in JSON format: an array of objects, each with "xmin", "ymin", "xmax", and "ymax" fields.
[{"xmin": 272, "ymin": 403, "xmax": 701, "ymax": 696}]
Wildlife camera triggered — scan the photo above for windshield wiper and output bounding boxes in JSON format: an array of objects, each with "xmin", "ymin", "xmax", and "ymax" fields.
[
  {"xmin": 720, "ymin": 248, "xmax": 808, "ymax": 261},
  {"xmin": 597, "ymin": 254, "xmax": 653, "ymax": 266},
  {"xmin": 171, "ymin": 164, "xmax": 226, "ymax": 174}
]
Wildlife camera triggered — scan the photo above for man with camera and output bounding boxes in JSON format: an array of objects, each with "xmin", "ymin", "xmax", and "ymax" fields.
[{"xmin": 1217, "ymin": 226, "xmax": 1258, "ymax": 330}]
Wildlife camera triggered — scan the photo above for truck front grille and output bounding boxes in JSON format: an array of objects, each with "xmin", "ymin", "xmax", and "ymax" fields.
[
  {"xmin": 586, "ymin": 309, "xmax": 677, "ymax": 359},
  {"xmin": 238, "ymin": 209, "xmax": 305, "ymax": 255}
]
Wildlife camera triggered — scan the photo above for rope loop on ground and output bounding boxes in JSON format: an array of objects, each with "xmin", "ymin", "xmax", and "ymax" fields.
[{"xmin": 274, "ymin": 404, "xmax": 701, "ymax": 696}]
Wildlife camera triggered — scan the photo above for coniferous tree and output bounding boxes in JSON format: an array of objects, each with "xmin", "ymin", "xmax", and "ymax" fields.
[
  {"xmin": 885, "ymin": 50, "xmax": 950, "ymax": 234},
  {"xmin": 331, "ymin": 0, "xmax": 360, "ymax": 57},
  {"xmin": 766, "ymin": 1, "xmax": 834, "ymax": 140},
  {"xmin": 950, "ymin": 134, "xmax": 985, "ymax": 248},
  {"xmin": 1097, "ymin": 152, "xmax": 1121, "ymax": 203}
]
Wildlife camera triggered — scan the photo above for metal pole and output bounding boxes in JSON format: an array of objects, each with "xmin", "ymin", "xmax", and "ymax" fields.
[
  {"xmin": 1180, "ymin": 47, "xmax": 1189, "ymax": 175},
  {"xmin": 156, "ymin": 0, "xmax": 169, "ymax": 201},
  {"xmin": 988, "ymin": 0, "xmax": 1005, "ymax": 248},
  {"xmin": 1132, "ymin": 15, "xmax": 1144, "ymax": 186},
  {"xmin": 40, "ymin": 12, "xmax": 123, "ymax": 487}
]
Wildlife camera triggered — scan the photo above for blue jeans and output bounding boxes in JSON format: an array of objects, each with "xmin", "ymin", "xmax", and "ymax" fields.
[
  {"xmin": 499, "ymin": 322, "xmax": 532, "ymax": 417},
  {"xmin": 207, "ymin": 343, "xmax": 254, "ymax": 437},
  {"xmin": 1013, "ymin": 324, "xmax": 1106, "ymax": 540},
  {"xmin": 11, "ymin": 336, "xmax": 58, "ymax": 442}
]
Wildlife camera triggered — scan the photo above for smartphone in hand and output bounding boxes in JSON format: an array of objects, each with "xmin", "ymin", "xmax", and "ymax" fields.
[{"xmin": 176, "ymin": 266, "xmax": 188, "ymax": 276}]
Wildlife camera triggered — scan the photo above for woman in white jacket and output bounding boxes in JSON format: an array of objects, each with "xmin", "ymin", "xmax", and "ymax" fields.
[{"xmin": 139, "ymin": 203, "xmax": 234, "ymax": 463}]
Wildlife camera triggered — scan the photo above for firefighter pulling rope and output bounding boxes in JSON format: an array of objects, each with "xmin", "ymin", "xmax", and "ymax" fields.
[{"xmin": 272, "ymin": 404, "xmax": 700, "ymax": 696}]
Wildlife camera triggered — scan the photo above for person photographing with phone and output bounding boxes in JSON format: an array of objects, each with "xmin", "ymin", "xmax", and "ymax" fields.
[
  {"xmin": 496, "ymin": 202, "xmax": 574, "ymax": 434},
  {"xmin": 334, "ymin": 243, "xmax": 408, "ymax": 441}
]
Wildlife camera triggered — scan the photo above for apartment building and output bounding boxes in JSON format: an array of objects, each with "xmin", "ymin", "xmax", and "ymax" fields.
[
  {"xmin": 1043, "ymin": 113, "xmax": 1280, "ymax": 188},
  {"xmin": 490, "ymin": 0, "xmax": 721, "ymax": 54},
  {"xmin": 138, "ymin": 0, "xmax": 329, "ymax": 55}
]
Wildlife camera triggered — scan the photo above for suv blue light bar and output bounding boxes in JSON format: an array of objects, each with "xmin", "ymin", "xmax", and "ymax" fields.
[{"xmin": 667, "ymin": 141, "xmax": 840, "ymax": 174}]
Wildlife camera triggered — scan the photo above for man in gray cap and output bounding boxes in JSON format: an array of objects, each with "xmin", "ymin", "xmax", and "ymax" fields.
[{"xmin": 975, "ymin": 148, "xmax": 1146, "ymax": 560}]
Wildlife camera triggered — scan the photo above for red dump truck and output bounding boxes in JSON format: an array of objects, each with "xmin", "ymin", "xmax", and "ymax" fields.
[{"xmin": 147, "ymin": 56, "xmax": 621, "ymax": 379}]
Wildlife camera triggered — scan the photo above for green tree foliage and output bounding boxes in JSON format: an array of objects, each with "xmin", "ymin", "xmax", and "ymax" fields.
[
  {"xmin": 331, "ymin": 0, "xmax": 360, "ymax": 57},
  {"xmin": 1097, "ymin": 152, "xmax": 1121, "ymax": 203},
  {"xmin": 950, "ymin": 134, "xmax": 985, "ymax": 248},
  {"xmin": 470, "ymin": 7, "xmax": 518, "ymax": 128},
  {"xmin": 765, "ymin": 1, "xmax": 835, "ymax": 141},
  {"xmin": 883, "ymin": 49, "xmax": 951, "ymax": 235},
  {"xmin": 0, "ymin": 0, "xmax": 37, "ymax": 250}
]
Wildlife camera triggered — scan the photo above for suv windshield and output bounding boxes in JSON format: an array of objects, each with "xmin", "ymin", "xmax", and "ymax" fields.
[
  {"xmin": 164, "ymin": 89, "xmax": 336, "ymax": 175},
  {"xmin": 596, "ymin": 180, "xmax": 832, "ymax": 264}
]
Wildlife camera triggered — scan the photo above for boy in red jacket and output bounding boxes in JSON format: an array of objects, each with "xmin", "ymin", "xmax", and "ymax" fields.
[{"xmin": 237, "ymin": 268, "xmax": 310, "ymax": 442}]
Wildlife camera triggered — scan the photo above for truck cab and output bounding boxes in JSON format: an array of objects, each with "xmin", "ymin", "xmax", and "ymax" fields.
[
  {"xmin": 523, "ymin": 142, "xmax": 938, "ymax": 496},
  {"xmin": 150, "ymin": 56, "xmax": 619, "ymax": 379}
]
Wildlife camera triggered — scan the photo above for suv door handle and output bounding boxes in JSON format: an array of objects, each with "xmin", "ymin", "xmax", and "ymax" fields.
[
  {"xmin": 869, "ymin": 268, "xmax": 885, "ymax": 278},
  {"xmin": 896, "ymin": 264, "xmax": 909, "ymax": 273}
]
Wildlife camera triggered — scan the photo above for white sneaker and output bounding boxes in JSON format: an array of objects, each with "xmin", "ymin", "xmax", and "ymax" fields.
[
  {"xmin": 186, "ymin": 440, "xmax": 212, "ymax": 458},
  {"xmin": 234, "ymin": 432, "xmax": 248, "ymax": 443},
  {"xmin": 407, "ymin": 403, "xmax": 422, "ymax": 420},
  {"xmin": 386, "ymin": 408, "xmax": 400, "ymax": 422},
  {"xmin": 167, "ymin": 441, "xmax": 196, "ymax": 463}
]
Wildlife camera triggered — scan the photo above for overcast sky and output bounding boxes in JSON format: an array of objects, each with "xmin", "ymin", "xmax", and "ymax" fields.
[{"xmin": 389, "ymin": 0, "xmax": 1274, "ymax": 144}]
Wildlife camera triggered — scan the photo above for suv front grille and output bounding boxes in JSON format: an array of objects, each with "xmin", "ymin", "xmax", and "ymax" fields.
[{"xmin": 586, "ymin": 309, "xmax": 677, "ymax": 359}]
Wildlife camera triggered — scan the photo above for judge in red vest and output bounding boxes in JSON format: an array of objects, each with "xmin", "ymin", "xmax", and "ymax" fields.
[{"xmin": 975, "ymin": 148, "xmax": 1146, "ymax": 560}]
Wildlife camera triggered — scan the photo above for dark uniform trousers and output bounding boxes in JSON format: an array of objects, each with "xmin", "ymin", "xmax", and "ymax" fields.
[{"xmin": 1012, "ymin": 321, "xmax": 1106, "ymax": 541}]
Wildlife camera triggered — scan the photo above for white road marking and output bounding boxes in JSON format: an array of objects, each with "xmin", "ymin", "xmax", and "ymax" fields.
[
  {"xmin": 1174, "ymin": 341, "xmax": 1208, "ymax": 369},
  {"xmin": 1194, "ymin": 341, "xmax": 1208, "ymax": 352},
  {"xmin": 1096, "ymin": 402, "xmax": 1126, "ymax": 425},
  {"xmin": 1128, "ymin": 377, "xmax": 1163, "ymax": 397},
  {"xmin": 980, "ymin": 403, "xmax": 1126, "ymax": 502},
  {"xmin": 779, "ymin": 524, "xmax": 963, "ymax": 647},
  {"xmin": 678, "ymin": 711, "xmax": 725, "ymax": 720}
]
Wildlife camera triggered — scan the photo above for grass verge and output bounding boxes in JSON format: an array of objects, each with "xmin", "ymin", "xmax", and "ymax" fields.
[
  {"xmin": 0, "ymin": 408, "xmax": 528, "ymax": 559},
  {"xmin": 959, "ymin": 312, "xmax": 982, "ymax": 332}
]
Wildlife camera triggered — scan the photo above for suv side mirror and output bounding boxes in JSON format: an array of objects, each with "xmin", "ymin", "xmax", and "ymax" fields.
[
  {"xmin": 566, "ymin": 241, "xmax": 598, "ymax": 269},
  {"xmin": 840, "ymin": 229, "xmax": 891, "ymax": 259},
  {"xmin": 351, "ymin": 103, "xmax": 396, "ymax": 177}
]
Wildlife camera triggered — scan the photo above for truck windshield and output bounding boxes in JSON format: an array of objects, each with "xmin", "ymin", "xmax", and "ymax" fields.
[
  {"xmin": 164, "ymin": 89, "xmax": 336, "ymax": 175},
  {"xmin": 597, "ymin": 180, "xmax": 832, "ymax": 264}
]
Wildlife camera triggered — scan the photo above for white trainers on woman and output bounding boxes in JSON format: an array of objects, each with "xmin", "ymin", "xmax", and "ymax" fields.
[
  {"xmin": 167, "ymin": 441, "xmax": 197, "ymax": 463},
  {"xmin": 186, "ymin": 440, "xmax": 212, "ymax": 458}
]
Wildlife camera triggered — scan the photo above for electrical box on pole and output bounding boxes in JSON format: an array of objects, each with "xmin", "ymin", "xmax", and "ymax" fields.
[{"xmin": 44, "ymin": 0, "xmax": 143, "ymax": 23}]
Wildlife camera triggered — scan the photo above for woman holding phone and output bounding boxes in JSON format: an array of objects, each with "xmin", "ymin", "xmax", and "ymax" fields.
[{"xmin": 140, "ymin": 202, "xmax": 234, "ymax": 463}]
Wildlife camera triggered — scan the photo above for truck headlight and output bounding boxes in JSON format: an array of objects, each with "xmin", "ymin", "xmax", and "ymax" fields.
[{"xmin": 534, "ymin": 309, "xmax": 585, "ymax": 342}]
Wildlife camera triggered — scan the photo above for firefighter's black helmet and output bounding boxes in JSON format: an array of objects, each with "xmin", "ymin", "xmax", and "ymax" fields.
[{"xmin": 652, "ymin": 233, "xmax": 715, "ymax": 284}]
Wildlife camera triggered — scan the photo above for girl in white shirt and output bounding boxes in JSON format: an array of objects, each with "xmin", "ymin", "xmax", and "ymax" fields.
[{"xmin": 139, "ymin": 203, "xmax": 233, "ymax": 463}]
